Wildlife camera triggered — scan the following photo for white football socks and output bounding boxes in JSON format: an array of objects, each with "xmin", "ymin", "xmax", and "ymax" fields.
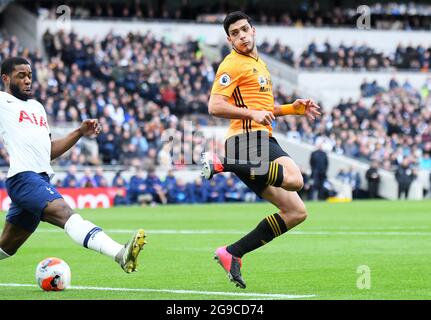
[
  {"xmin": 64, "ymin": 214, "xmax": 123, "ymax": 259},
  {"xmin": 0, "ymin": 247, "xmax": 10, "ymax": 260}
]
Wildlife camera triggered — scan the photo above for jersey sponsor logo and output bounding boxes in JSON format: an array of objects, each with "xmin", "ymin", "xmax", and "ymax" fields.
[
  {"xmin": 259, "ymin": 87, "xmax": 272, "ymax": 92},
  {"xmin": 19, "ymin": 110, "xmax": 48, "ymax": 128},
  {"xmin": 219, "ymin": 73, "xmax": 231, "ymax": 86}
]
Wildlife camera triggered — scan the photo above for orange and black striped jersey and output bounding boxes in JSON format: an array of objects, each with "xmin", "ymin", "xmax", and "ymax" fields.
[{"xmin": 211, "ymin": 49, "xmax": 274, "ymax": 140}]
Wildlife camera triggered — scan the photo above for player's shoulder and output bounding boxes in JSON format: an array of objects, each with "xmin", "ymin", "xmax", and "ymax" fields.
[
  {"xmin": 28, "ymin": 98, "xmax": 45, "ymax": 110},
  {"xmin": 0, "ymin": 92, "xmax": 43, "ymax": 107},
  {"xmin": 0, "ymin": 91, "xmax": 12, "ymax": 102},
  {"xmin": 258, "ymin": 56, "xmax": 268, "ymax": 68},
  {"xmin": 0, "ymin": 91, "xmax": 18, "ymax": 108},
  {"xmin": 218, "ymin": 51, "xmax": 247, "ymax": 72}
]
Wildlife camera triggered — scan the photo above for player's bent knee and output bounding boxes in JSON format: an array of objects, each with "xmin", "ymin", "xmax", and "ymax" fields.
[
  {"xmin": 43, "ymin": 200, "xmax": 74, "ymax": 227},
  {"xmin": 53, "ymin": 201, "xmax": 74, "ymax": 216},
  {"xmin": 284, "ymin": 175, "xmax": 304, "ymax": 191},
  {"xmin": 296, "ymin": 208, "xmax": 308, "ymax": 223},
  {"xmin": 280, "ymin": 205, "xmax": 307, "ymax": 226},
  {"xmin": 291, "ymin": 210, "xmax": 307, "ymax": 226},
  {"xmin": 296, "ymin": 206, "xmax": 307, "ymax": 222},
  {"xmin": 293, "ymin": 176, "xmax": 304, "ymax": 191}
]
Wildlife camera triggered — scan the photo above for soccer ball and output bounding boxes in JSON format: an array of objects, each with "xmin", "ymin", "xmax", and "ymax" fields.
[{"xmin": 35, "ymin": 257, "xmax": 71, "ymax": 291}]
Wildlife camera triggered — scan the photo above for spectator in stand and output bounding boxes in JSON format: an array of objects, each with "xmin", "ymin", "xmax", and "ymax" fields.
[
  {"xmin": 360, "ymin": 79, "xmax": 385, "ymax": 97},
  {"xmin": 128, "ymin": 169, "xmax": 151, "ymax": 205},
  {"xmin": 167, "ymin": 178, "xmax": 190, "ymax": 204},
  {"xmin": 112, "ymin": 170, "xmax": 129, "ymax": 188},
  {"xmin": 366, "ymin": 161, "xmax": 381, "ymax": 199},
  {"xmin": 213, "ymin": 173, "xmax": 227, "ymax": 190},
  {"xmin": 113, "ymin": 189, "xmax": 130, "ymax": 206},
  {"xmin": 336, "ymin": 168, "xmax": 350, "ymax": 185},
  {"xmin": 310, "ymin": 144, "xmax": 329, "ymax": 200},
  {"xmin": 418, "ymin": 152, "xmax": 431, "ymax": 171},
  {"xmin": 223, "ymin": 177, "xmax": 243, "ymax": 202},
  {"xmin": 141, "ymin": 148, "xmax": 158, "ymax": 170},
  {"xmin": 347, "ymin": 166, "xmax": 362, "ymax": 199},
  {"xmin": 395, "ymin": 158, "xmax": 417, "ymax": 199},
  {"xmin": 163, "ymin": 169, "xmax": 177, "ymax": 194},
  {"xmin": 131, "ymin": 128, "xmax": 149, "ymax": 157},
  {"xmin": 54, "ymin": 179, "xmax": 63, "ymax": 189},
  {"xmin": 145, "ymin": 168, "xmax": 167, "ymax": 204},
  {"xmin": 94, "ymin": 166, "xmax": 108, "ymax": 187},
  {"xmin": 188, "ymin": 177, "xmax": 208, "ymax": 204},
  {"xmin": 97, "ymin": 123, "xmax": 118, "ymax": 164},
  {"xmin": 63, "ymin": 165, "xmax": 79, "ymax": 187},
  {"xmin": 80, "ymin": 168, "xmax": 97, "ymax": 188},
  {"xmin": 206, "ymin": 179, "xmax": 224, "ymax": 203}
]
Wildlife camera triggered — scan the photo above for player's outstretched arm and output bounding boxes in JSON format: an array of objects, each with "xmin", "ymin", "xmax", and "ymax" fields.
[
  {"xmin": 51, "ymin": 119, "xmax": 101, "ymax": 160},
  {"xmin": 209, "ymin": 94, "xmax": 275, "ymax": 126},
  {"xmin": 274, "ymin": 98, "xmax": 321, "ymax": 121}
]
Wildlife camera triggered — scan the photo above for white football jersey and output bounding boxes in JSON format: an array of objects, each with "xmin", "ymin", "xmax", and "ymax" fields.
[{"xmin": 0, "ymin": 91, "xmax": 54, "ymax": 178}]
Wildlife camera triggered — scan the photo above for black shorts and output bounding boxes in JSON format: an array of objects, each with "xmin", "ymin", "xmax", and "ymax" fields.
[{"xmin": 224, "ymin": 131, "xmax": 290, "ymax": 197}]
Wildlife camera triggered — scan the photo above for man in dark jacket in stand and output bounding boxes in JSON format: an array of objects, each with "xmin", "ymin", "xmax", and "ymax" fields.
[
  {"xmin": 395, "ymin": 158, "xmax": 417, "ymax": 199},
  {"xmin": 365, "ymin": 161, "xmax": 381, "ymax": 199},
  {"xmin": 309, "ymin": 144, "xmax": 328, "ymax": 200}
]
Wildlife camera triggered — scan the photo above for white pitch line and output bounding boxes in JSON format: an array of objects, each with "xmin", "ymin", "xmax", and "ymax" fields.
[
  {"xmin": 0, "ymin": 283, "xmax": 316, "ymax": 299},
  {"xmin": 33, "ymin": 229, "xmax": 431, "ymax": 236}
]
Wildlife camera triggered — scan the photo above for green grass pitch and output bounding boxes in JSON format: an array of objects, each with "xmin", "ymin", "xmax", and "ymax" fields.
[{"xmin": 1, "ymin": 200, "xmax": 431, "ymax": 300}]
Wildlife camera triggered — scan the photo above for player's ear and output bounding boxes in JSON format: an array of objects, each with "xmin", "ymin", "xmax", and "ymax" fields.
[
  {"xmin": 226, "ymin": 35, "xmax": 232, "ymax": 45},
  {"xmin": 1, "ymin": 74, "xmax": 9, "ymax": 85}
]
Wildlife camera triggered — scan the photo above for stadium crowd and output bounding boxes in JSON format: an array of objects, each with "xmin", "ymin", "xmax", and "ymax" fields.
[
  {"xmin": 258, "ymin": 40, "xmax": 431, "ymax": 71},
  {"xmin": 278, "ymin": 77, "xmax": 431, "ymax": 176},
  {"xmin": 1, "ymin": 30, "xmax": 225, "ymax": 168},
  {"xmin": 1, "ymin": 27, "xmax": 431, "ymax": 200},
  {"xmin": 24, "ymin": 1, "xmax": 431, "ymax": 30}
]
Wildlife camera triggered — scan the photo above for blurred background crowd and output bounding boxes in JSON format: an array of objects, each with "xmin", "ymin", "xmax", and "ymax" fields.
[
  {"xmin": 1, "ymin": 0, "xmax": 430, "ymax": 203},
  {"xmin": 24, "ymin": 1, "xmax": 431, "ymax": 30}
]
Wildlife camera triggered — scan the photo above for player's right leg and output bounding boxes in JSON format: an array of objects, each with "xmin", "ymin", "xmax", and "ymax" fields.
[
  {"xmin": 0, "ymin": 221, "xmax": 33, "ymax": 259},
  {"xmin": 201, "ymin": 152, "xmax": 303, "ymax": 192},
  {"xmin": 42, "ymin": 198, "xmax": 147, "ymax": 273}
]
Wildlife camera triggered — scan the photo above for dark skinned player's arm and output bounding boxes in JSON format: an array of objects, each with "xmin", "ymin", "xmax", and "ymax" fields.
[{"xmin": 51, "ymin": 128, "xmax": 83, "ymax": 160}]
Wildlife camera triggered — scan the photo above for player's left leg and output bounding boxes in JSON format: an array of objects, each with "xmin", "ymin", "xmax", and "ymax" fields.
[
  {"xmin": 226, "ymin": 156, "xmax": 307, "ymax": 253},
  {"xmin": 0, "ymin": 221, "xmax": 33, "ymax": 259},
  {"xmin": 215, "ymin": 185, "xmax": 306, "ymax": 289},
  {"xmin": 223, "ymin": 184, "xmax": 306, "ymax": 258},
  {"xmin": 42, "ymin": 198, "xmax": 147, "ymax": 273},
  {"xmin": 214, "ymin": 156, "xmax": 306, "ymax": 288}
]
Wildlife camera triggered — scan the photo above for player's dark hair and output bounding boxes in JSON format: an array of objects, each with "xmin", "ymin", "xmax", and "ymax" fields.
[
  {"xmin": 223, "ymin": 11, "xmax": 253, "ymax": 35},
  {"xmin": 0, "ymin": 57, "xmax": 30, "ymax": 76}
]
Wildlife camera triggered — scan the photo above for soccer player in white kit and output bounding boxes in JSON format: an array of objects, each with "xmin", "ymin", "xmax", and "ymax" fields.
[{"xmin": 0, "ymin": 57, "xmax": 147, "ymax": 274}]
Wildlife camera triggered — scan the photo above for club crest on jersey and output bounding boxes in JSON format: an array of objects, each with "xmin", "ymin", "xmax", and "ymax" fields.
[
  {"xmin": 258, "ymin": 75, "xmax": 268, "ymax": 86},
  {"xmin": 219, "ymin": 73, "xmax": 231, "ymax": 86},
  {"xmin": 19, "ymin": 110, "xmax": 48, "ymax": 128}
]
